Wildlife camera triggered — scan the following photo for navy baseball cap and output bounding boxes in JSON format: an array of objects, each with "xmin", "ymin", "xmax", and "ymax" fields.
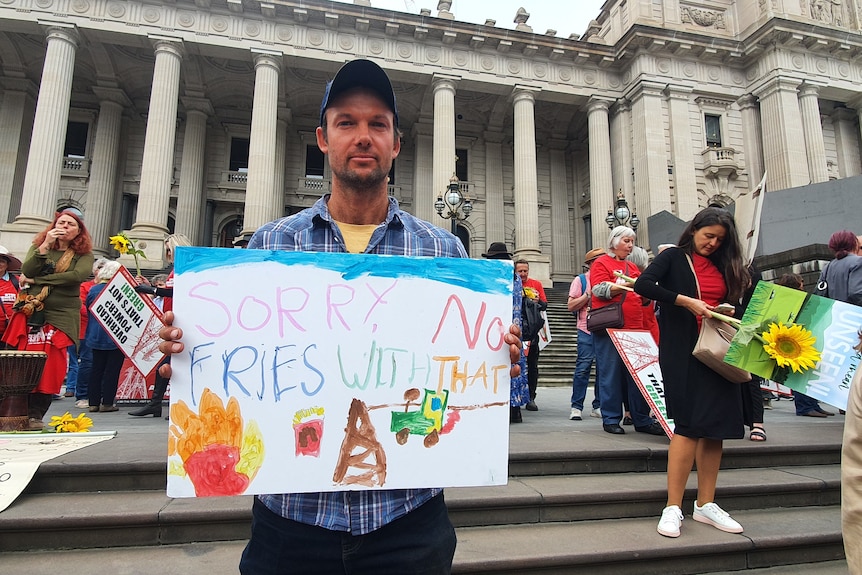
[{"xmin": 319, "ymin": 59, "xmax": 399, "ymax": 128}]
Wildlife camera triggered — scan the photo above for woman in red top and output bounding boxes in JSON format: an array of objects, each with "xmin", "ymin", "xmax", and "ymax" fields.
[
  {"xmin": 635, "ymin": 207, "xmax": 751, "ymax": 539},
  {"xmin": 0, "ymin": 248, "xmax": 22, "ymax": 343},
  {"xmin": 590, "ymin": 226, "xmax": 664, "ymax": 437}
]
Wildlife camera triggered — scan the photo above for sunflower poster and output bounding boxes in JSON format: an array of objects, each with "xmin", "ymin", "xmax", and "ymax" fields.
[{"xmin": 725, "ymin": 281, "xmax": 862, "ymax": 410}]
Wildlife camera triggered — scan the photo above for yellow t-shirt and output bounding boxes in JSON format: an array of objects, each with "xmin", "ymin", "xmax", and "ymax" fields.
[{"xmin": 334, "ymin": 221, "xmax": 377, "ymax": 254}]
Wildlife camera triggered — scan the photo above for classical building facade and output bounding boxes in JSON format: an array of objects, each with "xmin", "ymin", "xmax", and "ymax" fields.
[{"xmin": 0, "ymin": 0, "xmax": 859, "ymax": 284}]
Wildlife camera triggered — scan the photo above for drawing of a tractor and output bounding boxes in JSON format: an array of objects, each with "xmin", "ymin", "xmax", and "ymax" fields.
[{"xmin": 390, "ymin": 388, "xmax": 449, "ymax": 448}]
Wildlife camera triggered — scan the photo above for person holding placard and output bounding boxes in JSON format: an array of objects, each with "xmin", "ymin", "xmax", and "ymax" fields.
[
  {"xmin": 2, "ymin": 209, "xmax": 94, "ymax": 430},
  {"xmin": 83, "ymin": 260, "xmax": 125, "ymax": 412},
  {"xmin": 130, "ymin": 234, "xmax": 191, "ymax": 418},
  {"xmin": 590, "ymin": 226, "xmax": 663, "ymax": 437},
  {"xmin": 634, "ymin": 207, "xmax": 751, "ymax": 539},
  {"xmin": 158, "ymin": 59, "xmax": 523, "ymax": 575}
]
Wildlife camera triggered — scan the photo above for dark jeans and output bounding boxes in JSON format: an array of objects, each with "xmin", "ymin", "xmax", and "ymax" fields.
[
  {"xmin": 571, "ymin": 329, "xmax": 600, "ymax": 411},
  {"xmin": 527, "ymin": 338, "xmax": 540, "ymax": 400},
  {"xmin": 240, "ymin": 494, "xmax": 456, "ymax": 575},
  {"xmin": 88, "ymin": 348, "xmax": 124, "ymax": 407},
  {"xmin": 65, "ymin": 344, "xmax": 78, "ymax": 394},
  {"xmin": 793, "ymin": 390, "xmax": 822, "ymax": 415},
  {"xmin": 75, "ymin": 339, "xmax": 92, "ymax": 401},
  {"xmin": 593, "ymin": 330, "xmax": 652, "ymax": 427}
]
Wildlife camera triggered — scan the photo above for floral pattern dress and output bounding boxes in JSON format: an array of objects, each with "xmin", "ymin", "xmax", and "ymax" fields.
[{"xmin": 510, "ymin": 274, "xmax": 529, "ymax": 407}]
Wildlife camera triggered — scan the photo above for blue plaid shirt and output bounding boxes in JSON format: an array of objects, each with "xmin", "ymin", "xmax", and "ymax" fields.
[{"xmin": 251, "ymin": 194, "xmax": 467, "ymax": 535}]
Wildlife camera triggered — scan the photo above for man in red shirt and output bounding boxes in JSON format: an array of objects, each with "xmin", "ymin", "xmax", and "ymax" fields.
[{"xmin": 516, "ymin": 259, "xmax": 547, "ymax": 411}]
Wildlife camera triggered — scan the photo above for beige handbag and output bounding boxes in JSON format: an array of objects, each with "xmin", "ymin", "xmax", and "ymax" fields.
[{"xmin": 686, "ymin": 255, "xmax": 752, "ymax": 384}]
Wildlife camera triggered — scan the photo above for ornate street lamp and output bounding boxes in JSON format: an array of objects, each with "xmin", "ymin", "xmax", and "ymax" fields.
[
  {"xmin": 435, "ymin": 173, "xmax": 472, "ymax": 234},
  {"xmin": 605, "ymin": 190, "xmax": 639, "ymax": 231}
]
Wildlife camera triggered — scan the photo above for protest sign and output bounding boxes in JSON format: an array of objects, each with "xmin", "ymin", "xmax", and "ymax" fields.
[
  {"xmin": 607, "ymin": 329, "xmax": 674, "ymax": 437},
  {"xmin": 168, "ymin": 248, "xmax": 514, "ymax": 498},
  {"xmin": 116, "ymin": 358, "xmax": 161, "ymax": 401},
  {"xmin": 89, "ymin": 267, "xmax": 164, "ymax": 378},
  {"xmin": 0, "ymin": 432, "xmax": 115, "ymax": 512},
  {"xmin": 725, "ymin": 281, "xmax": 862, "ymax": 410}
]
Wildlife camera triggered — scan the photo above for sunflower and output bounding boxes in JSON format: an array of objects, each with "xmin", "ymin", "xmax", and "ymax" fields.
[
  {"xmin": 109, "ymin": 232, "xmax": 147, "ymax": 276},
  {"xmin": 761, "ymin": 322, "xmax": 821, "ymax": 373},
  {"xmin": 49, "ymin": 412, "xmax": 94, "ymax": 433},
  {"xmin": 109, "ymin": 233, "xmax": 131, "ymax": 255}
]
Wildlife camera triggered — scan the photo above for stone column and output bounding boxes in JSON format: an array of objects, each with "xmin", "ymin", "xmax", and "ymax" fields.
[
  {"xmin": 587, "ymin": 98, "xmax": 614, "ymax": 250},
  {"xmin": 241, "ymin": 51, "xmax": 281, "ymax": 236},
  {"xmin": 88, "ymin": 88, "xmax": 130, "ymax": 257},
  {"xmin": 131, "ymin": 38, "xmax": 183, "ymax": 258},
  {"xmin": 411, "ymin": 121, "xmax": 434, "ymax": 223},
  {"xmin": 832, "ymin": 106, "xmax": 860, "ymax": 178},
  {"xmin": 273, "ymin": 108, "xmax": 290, "ymax": 223},
  {"xmin": 752, "ymin": 77, "xmax": 809, "ymax": 190},
  {"xmin": 738, "ymin": 94, "xmax": 765, "ymax": 184},
  {"xmin": 0, "ymin": 79, "xmax": 36, "ymax": 225},
  {"xmin": 175, "ymin": 98, "xmax": 212, "ymax": 245},
  {"xmin": 798, "ymin": 83, "xmax": 828, "ymax": 183},
  {"xmin": 483, "ymin": 131, "xmax": 505, "ymax": 243},
  {"xmin": 609, "ymin": 98, "xmax": 633, "ymax": 203},
  {"xmin": 511, "ymin": 85, "xmax": 549, "ymax": 284},
  {"xmin": 629, "ymin": 80, "xmax": 672, "ymax": 245},
  {"xmin": 15, "ymin": 25, "xmax": 79, "ymax": 230},
  {"xmin": 547, "ymin": 140, "xmax": 573, "ymax": 281},
  {"xmin": 665, "ymin": 85, "xmax": 699, "ymax": 221},
  {"xmin": 432, "ymin": 75, "xmax": 458, "ymax": 230}
]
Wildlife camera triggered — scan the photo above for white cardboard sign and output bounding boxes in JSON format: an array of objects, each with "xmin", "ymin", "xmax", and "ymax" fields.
[
  {"xmin": 89, "ymin": 266, "xmax": 164, "ymax": 378},
  {"xmin": 168, "ymin": 248, "xmax": 514, "ymax": 498},
  {"xmin": 607, "ymin": 329, "xmax": 674, "ymax": 437}
]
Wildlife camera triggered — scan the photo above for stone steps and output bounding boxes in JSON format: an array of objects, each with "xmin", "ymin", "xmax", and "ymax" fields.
[
  {"xmin": 0, "ymin": 508, "xmax": 843, "ymax": 575},
  {"xmin": 0, "ymin": 387, "xmax": 845, "ymax": 574}
]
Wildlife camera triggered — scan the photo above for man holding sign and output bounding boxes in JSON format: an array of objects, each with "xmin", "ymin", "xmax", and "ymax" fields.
[{"xmin": 160, "ymin": 59, "xmax": 522, "ymax": 574}]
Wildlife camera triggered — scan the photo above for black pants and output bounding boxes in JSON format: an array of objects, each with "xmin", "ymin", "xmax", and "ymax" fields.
[{"xmin": 527, "ymin": 338, "xmax": 540, "ymax": 400}]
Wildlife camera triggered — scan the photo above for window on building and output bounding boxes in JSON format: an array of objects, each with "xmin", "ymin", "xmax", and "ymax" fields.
[
  {"xmin": 583, "ymin": 215, "xmax": 592, "ymax": 252},
  {"xmin": 704, "ymin": 115, "xmax": 722, "ymax": 148},
  {"xmin": 305, "ymin": 144, "xmax": 325, "ymax": 178},
  {"xmin": 455, "ymin": 148, "xmax": 468, "ymax": 182},
  {"xmin": 64, "ymin": 121, "xmax": 89, "ymax": 157},
  {"xmin": 229, "ymin": 138, "xmax": 250, "ymax": 172}
]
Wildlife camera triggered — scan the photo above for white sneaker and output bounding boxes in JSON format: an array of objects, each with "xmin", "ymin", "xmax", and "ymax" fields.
[
  {"xmin": 693, "ymin": 501, "xmax": 743, "ymax": 533},
  {"xmin": 75, "ymin": 399, "xmax": 89, "ymax": 409},
  {"xmin": 569, "ymin": 408, "xmax": 582, "ymax": 420},
  {"xmin": 657, "ymin": 505, "xmax": 683, "ymax": 538},
  {"xmin": 590, "ymin": 408, "xmax": 602, "ymax": 418}
]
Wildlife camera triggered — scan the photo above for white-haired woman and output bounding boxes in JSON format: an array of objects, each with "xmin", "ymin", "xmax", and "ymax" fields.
[
  {"xmin": 590, "ymin": 226, "xmax": 664, "ymax": 437},
  {"xmin": 84, "ymin": 260, "xmax": 125, "ymax": 412}
]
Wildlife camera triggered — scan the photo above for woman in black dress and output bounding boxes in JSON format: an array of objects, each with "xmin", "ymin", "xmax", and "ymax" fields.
[{"xmin": 635, "ymin": 207, "xmax": 750, "ymax": 539}]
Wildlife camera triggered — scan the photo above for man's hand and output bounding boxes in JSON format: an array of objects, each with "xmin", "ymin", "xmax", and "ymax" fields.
[
  {"xmin": 505, "ymin": 323, "xmax": 522, "ymax": 378},
  {"xmin": 157, "ymin": 311, "xmax": 183, "ymax": 379}
]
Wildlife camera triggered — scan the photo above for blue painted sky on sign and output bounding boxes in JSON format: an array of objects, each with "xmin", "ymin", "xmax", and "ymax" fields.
[{"xmin": 175, "ymin": 248, "xmax": 514, "ymax": 297}]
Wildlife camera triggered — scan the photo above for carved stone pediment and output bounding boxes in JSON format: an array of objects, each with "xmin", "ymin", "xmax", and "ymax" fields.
[{"xmin": 681, "ymin": 6, "xmax": 726, "ymax": 29}]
